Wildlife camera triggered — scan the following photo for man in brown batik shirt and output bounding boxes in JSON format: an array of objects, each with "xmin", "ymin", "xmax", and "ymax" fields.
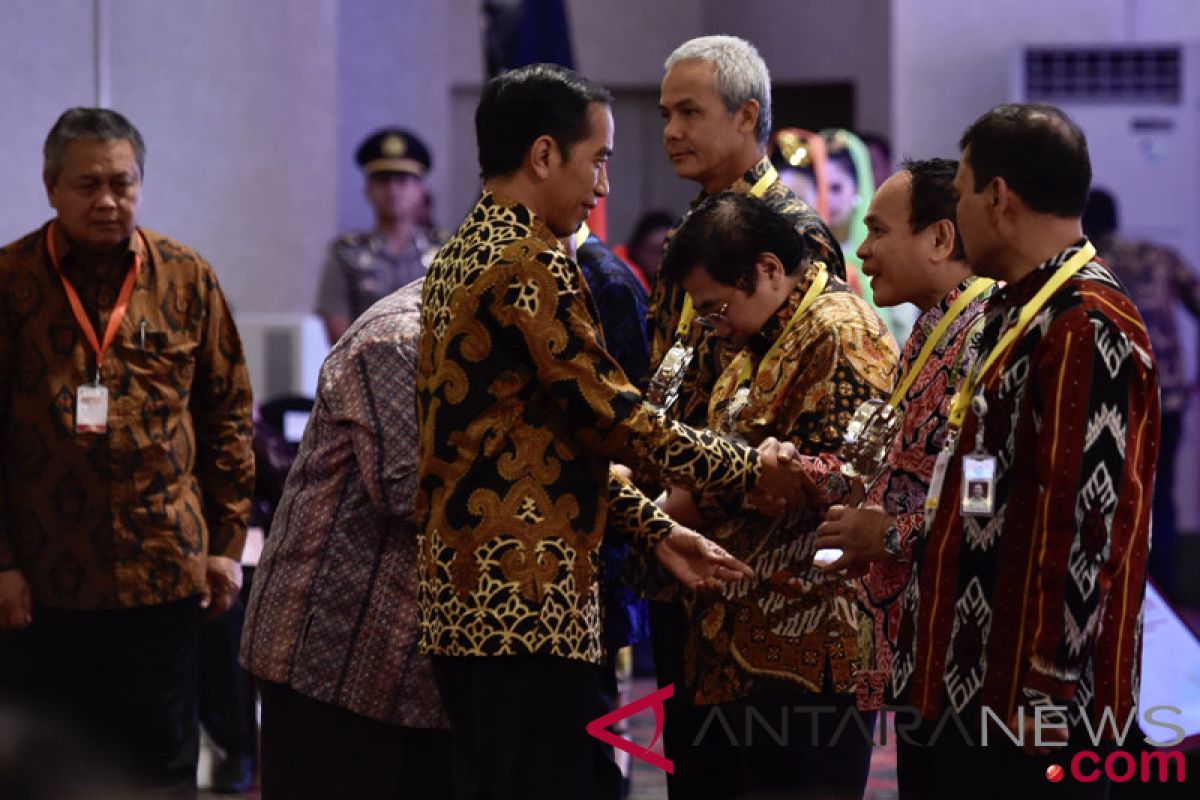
[{"xmin": 0, "ymin": 107, "xmax": 253, "ymax": 797}]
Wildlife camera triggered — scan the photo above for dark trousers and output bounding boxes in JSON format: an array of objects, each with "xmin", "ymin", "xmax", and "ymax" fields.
[
  {"xmin": 1, "ymin": 596, "xmax": 202, "ymax": 798},
  {"xmin": 258, "ymin": 680, "xmax": 453, "ymax": 800},
  {"xmin": 896, "ymin": 716, "xmax": 1113, "ymax": 800},
  {"xmin": 198, "ymin": 571, "xmax": 258, "ymax": 780},
  {"xmin": 1149, "ymin": 409, "xmax": 1180, "ymax": 599},
  {"xmin": 432, "ymin": 654, "xmax": 623, "ymax": 800},
  {"xmin": 665, "ymin": 691, "xmax": 875, "ymax": 800}
]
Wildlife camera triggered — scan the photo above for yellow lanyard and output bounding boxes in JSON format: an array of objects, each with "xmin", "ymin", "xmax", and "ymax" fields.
[
  {"xmin": 573, "ymin": 222, "xmax": 591, "ymax": 250},
  {"xmin": 677, "ymin": 164, "xmax": 780, "ymax": 338},
  {"xmin": 946, "ymin": 242, "xmax": 1096, "ymax": 430},
  {"xmin": 734, "ymin": 264, "xmax": 828, "ymax": 388},
  {"xmin": 886, "ymin": 278, "xmax": 994, "ymax": 409}
]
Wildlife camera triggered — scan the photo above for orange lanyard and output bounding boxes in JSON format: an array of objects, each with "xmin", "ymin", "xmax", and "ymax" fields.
[{"xmin": 47, "ymin": 222, "xmax": 143, "ymax": 381}]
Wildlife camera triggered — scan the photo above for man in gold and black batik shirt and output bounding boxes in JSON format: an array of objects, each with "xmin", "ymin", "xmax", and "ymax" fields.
[
  {"xmin": 657, "ymin": 193, "xmax": 896, "ymax": 799},
  {"xmin": 415, "ymin": 64, "xmax": 805, "ymax": 800}
]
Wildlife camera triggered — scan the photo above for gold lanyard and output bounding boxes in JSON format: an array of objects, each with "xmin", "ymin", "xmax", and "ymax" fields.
[
  {"xmin": 677, "ymin": 164, "xmax": 780, "ymax": 339},
  {"xmin": 886, "ymin": 278, "xmax": 994, "ymax": 409},
  {"xmin": 946, "ymin": 242, "xmax": 1096, "ymax": 430},
  {"xmin": 733, "ymin": 264, "xmax": 828, "ymax": 389}
]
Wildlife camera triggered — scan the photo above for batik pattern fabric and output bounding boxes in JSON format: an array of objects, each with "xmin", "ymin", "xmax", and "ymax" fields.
[
  {"xmin": 416, "ymin": 192, "xmax": 764, "ymax": 665},
  {"xmin": 645, "ymin": 157, "xmax": 844, "ymax": 429},
  {"xmin": 0, "ymin": 223, "xmax": 253, "ymax": 608},
  {"xmin": 680, "ymin": 264, "xmax": 898, "ymax": 705},
  {"xmin": 852, "ymin": 278, "xmax": 991, "ymax": 710},
  {"xmin": 893, "ymin": 241, "xmax": 1160, "ymax": 737},
  {"xmin": 241, "ymin": 279, "xmax": 448, "ymax": 729}
]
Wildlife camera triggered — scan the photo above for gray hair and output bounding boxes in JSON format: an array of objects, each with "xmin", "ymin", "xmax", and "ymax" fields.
[
  {"xmin": 43, "ymin": 108, "xmax": 145, "ymax": 185},
  {"xmin": 665, "ymin": 35, "xmax": 772, "ymax": 146}
]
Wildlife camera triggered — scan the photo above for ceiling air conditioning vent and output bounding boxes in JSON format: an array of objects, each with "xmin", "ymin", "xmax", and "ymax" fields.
[{"xmin": 1023, "ymin": 46, "xmax": 1181, "ymax": 104}]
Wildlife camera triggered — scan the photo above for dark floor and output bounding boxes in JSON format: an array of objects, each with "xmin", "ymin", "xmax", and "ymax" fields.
[{"xmin": 201, "ymin": 606, "xmax": 1200, "ymax": 799}]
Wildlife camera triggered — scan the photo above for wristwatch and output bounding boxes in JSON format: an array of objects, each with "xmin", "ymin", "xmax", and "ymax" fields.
[{"xmin": 882, "ymin": 524, "xmax": 903, "ymax": 561}]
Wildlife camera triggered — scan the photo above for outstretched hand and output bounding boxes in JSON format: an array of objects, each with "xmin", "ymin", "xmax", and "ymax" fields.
[{"xmin": 655, "ymin": 526, "xmax": 754, "ymax": 593}]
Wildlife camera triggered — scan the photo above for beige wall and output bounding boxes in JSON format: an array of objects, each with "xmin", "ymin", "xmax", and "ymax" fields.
[
  {"xmin": 0, "ymin": 0, "xmax": 339, "ymax": 315},
  {"xmin": 891, "ymin": 0, "xmax": 1200, "ymax": 163},
  {"xmin": 0, "ymin": 2, "xmax": 98, "ymax": 243},
  {"xmin": 704, "ymin": 0, "xmax": 892, "ymax": 137}
]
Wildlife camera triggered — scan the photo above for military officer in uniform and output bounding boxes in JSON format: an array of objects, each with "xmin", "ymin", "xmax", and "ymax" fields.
[{"xmin": 315, "ymin": 128, "xmax": 441, "ymax": 344}]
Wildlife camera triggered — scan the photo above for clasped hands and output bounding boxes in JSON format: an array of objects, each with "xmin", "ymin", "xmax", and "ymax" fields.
[
  {"xmin": 649, "ymin": 437, "xmax": 817, "ymax": 593},
  {"xmin": 746, "ymin": 436, "xmax": 819, "ymax": 517}
]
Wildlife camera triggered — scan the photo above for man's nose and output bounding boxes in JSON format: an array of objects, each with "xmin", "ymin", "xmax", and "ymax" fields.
[
  {"xmin": 595, "ymin": 164, "xmax": 610, "ymax": 197},
  {"xmin": 663, "ymin": 114, "xmax": 682, "ymax": 142}
]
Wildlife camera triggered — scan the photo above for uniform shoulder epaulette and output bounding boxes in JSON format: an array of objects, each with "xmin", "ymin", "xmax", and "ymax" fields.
[{"xmin": 334, "ymin": 231, "xmax": 370, "ymax": 249}]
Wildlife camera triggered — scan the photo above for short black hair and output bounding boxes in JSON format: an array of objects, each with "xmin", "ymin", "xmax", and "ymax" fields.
[
  {"xmin": 475, "ymin": 63, "xmax": 612, "ymax": 180},
  {"xmin": 1082, "ymin": 187, "xmax": 1118, "ymax": 242},
  {"xmin": 902, "ymin": 157, "xmax": 964, "ymax": 261},
  {"xmin": 44, "ymin": 107, "xmax": 145, "ymax": 185},
  {"xmin": 660, "ymin": 193, "xmax": 809, "ymax": 290},
  {"xmin": 627, "ymin": 210, "xmax": 675, "ymax": 248},
  {"xmin": 958, "ymin": 103, "xmax": 1091, "ymax": 217}
]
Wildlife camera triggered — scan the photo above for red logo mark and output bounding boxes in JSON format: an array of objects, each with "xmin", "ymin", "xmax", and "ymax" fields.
[
  {"xmin": 586, "ymin": 683, "xmax": 675, "ymax": 774},
  {"xmin": 1046, "ymin": 764, "xmax": 1065, "ymax": 782}
]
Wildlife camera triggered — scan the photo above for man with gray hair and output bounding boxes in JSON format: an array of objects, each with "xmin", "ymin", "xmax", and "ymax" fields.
[
  {"xmin": 643, "ymin": 35, "xmax": 853, "ymax": 796},
  {"xmin": 648, "ymin": 35, "xmax": 844, "ymax": 432},
  {"xmin": 0, "ymin": 107, "xmax": 253, "ymax": 797}
]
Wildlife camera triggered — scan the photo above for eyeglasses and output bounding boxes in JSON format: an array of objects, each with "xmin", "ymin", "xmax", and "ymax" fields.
[{"xmin": 695, "ymin": 301, "xmax": 730, "ymax": 329}]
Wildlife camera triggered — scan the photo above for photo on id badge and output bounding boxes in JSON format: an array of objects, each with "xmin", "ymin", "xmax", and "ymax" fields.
[{"xmin": 960, "ymin": 454, "xmax": 995, "ymax": 516}]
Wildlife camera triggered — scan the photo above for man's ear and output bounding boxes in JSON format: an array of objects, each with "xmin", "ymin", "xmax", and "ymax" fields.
[
  {"xmin": 529, "ymin": 134, "xmax": 557, "ymax": 180},
  {"xmin": 990, "ymin": 177, "xmax": 1009, "ymax": 216},
  {"xmin": 737, "ymin": 99, "xmax": 760, "ymax": 137},
  {"xmin": 929, "ymin": 218, "xmax": 957, "ymax": 261},
  {"xmin": 757, "ymin": 251, "xmax": 785, "ymax": 287}
]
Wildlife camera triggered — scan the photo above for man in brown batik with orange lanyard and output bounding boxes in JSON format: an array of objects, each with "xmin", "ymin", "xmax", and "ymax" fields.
[{"xmin": 0, "ymin": 107, "xmax": 253, "ymax": 797}]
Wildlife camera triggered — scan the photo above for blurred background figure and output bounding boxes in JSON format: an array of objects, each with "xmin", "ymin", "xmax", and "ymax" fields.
[
  {"xmin": 772, "ymin": 127, "xmax": 914, "ymax": 343},
  {"xmin": 1085, "ymin": 187, "xmax": 1200, "ymax": 601},
  {"xmin": 315, "ymin": 128, "xmax": 440, "ymax": 344},
  {"xmin": 614, "ymin": 210, "xmax": 674, "ymax": 293},
  {"xmin": 859, "ymin": 131, "xmax": 895, "ymax": 189},
  {"xmin": 770, "ymin": 127, "xmax": 827, "ymax": 219}
]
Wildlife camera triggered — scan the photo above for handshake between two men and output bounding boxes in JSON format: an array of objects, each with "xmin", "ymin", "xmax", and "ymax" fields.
[{"xmin": 630, "ymin": 435, "xmax": 820, "ymax": 594}]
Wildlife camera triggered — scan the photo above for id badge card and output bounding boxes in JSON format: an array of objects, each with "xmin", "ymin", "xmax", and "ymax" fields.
[
  {"xmin": 76, "ymin": 383, "xmax": 109, "ymax": 434},
  {"xmin": 960, "ymin": 454, "xmax": 997, "ymax": 516}
]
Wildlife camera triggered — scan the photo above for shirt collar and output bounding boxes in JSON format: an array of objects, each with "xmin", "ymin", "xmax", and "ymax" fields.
[
  {"xmin": 479, "ymin": 190, "xmax": 563, "ymax": 252},
  {"xmin": 989, "ymin": 237, "xmax": 1091, "ymax": 310},
  {"xmin": 912, "ymin": 276, "xmax": 985, "ymax": 341},
  {"xmin": 689, "ymin": 156, "xmax": 773, "ymax": 208},
  {"xmin": 745, "ymin": 260, "xmax": 824, "ymax": 357},
  {"xmin": 50, "ymin": 221, "xmax": 143, "ymax": 276}
]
